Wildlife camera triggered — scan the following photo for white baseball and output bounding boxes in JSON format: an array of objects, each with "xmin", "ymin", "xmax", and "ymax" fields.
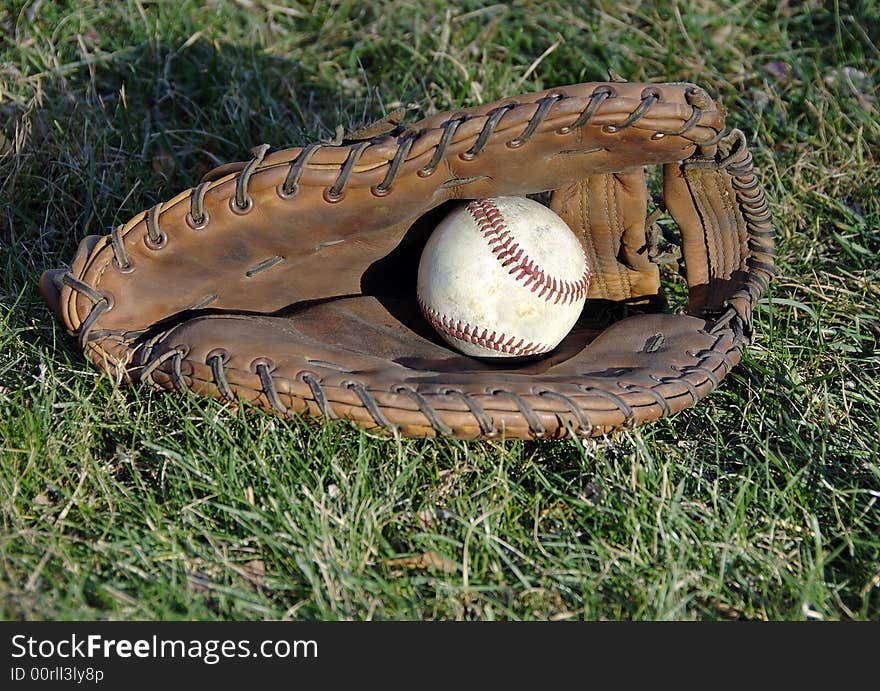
[{"xmin": 417, "ymin": 196, "xmax": 590, "ymax": 358}]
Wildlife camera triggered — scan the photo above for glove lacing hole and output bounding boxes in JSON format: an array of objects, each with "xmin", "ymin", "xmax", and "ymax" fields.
[
  {"xmin": 249, "ymin": 357, "xmax": 275, "ymax": 374},
  {"xmin": 144, "ymin": 231, "xmax": 168, "ymax": 250},
  {"xmin": 323, "ymin": 188, "xmax": 345, "ymax": 203},
  {"xmin": 276, "ymin": 183, "xmax": 298, "ymax": 200},
  {"xmin": 229, "ymin": 195, "xmax": 254, "ymax": 215},
  {"xmin": 186, "ymin": 211, "xmax": 210, "ymax": 231},
  {"xmin": 206, "ymin": 348, "xmax": 230, "ymax": 366},
  {"xmin": 113, "ymin": 257, "xmax": 135, "ymax": 273}
]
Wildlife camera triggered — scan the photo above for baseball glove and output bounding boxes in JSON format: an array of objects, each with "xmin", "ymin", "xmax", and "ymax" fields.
[{"xmin": 40, "ymin": 80, "xmax": 776, "ymax": 440}]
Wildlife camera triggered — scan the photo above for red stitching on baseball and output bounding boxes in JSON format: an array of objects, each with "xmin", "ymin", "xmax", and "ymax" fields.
[
  {"xmin": 466, "ymin": 199, "xmax": 590, "ymax": 305},
  {"xmin": 417, "ymin": 296, "xmax": 553, "ymax": 357}
]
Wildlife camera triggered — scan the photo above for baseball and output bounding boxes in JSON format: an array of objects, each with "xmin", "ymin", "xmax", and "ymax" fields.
[{"xmin": 417, "ymin": 196, "xmax": 590, "ymax": 358}]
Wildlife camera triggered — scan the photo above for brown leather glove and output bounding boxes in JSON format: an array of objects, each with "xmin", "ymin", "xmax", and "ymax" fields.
[{"xmin": 39, "ymin": 80, "xmax": 776, "ymax": 439}]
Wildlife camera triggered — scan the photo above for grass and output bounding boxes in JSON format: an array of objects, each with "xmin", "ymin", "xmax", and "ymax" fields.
[{"xmin": 1, "ymin": 0, "xmax": 878, "ymax": 621}]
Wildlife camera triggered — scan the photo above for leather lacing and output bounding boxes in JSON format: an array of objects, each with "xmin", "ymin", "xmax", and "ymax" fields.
[
  {"xmin": 577, "ymin": 386, "xmax": 636, "ymax": 429},
  {"xmin": 344, "ymin": 380, "xmax": 397, "ymax": 433},
  {"xmin": 489, "ymin": 388, "xmax": 548, "ymax": 438},
  {"xmin": 617, "ymin": 383, "xmax": 673, "ymax": 418},
  {"xmin": 535, "ymin": 389, "xmax": 593, "ymax": 437},
  {"xmin": 278, "ymin": 142, "xmax": 321, "ymax": 198},
  {"xmin": 689, "ymin": 129, "xmax": 777, "ymax": 339},
  {"xmin": 325, "ymin": 141, "xmax": 371, "ymax": 202},
  {"xmin": 60, "ymin": 273, "xmax": 113, "ymax": 349},
  {"xmin": 140, "ymin": 347, "xmax": 185, "ymax": 390},
  {"xmin": 438, "ymin": 389, "xmax": 498, "ymax": 437},
  {"xmin": 394, "ymin": 385, "xmax": 453, "ymax": 436},
  {"xmin": 299, "ymin": 371, "xmax": 337, "ymax": 421},
  {"xmin": 654, "ymin": 373, "xmax": 701, "ymax": 406},
  {"xmin": 255, "ymin": 360, "xmax": 295, "ymax": 415},
  {"xmin": 207, "ymin": 349, "xmax": 235, "ymax": 401},
  {"xmin": 133, "ymin": 324, "xmax": 739, "ymax": 439}
]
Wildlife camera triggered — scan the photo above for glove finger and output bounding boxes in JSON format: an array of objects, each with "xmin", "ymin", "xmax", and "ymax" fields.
[{"xmin": 550, "ymin": 170, "xmax": 661, "ymax": 306}]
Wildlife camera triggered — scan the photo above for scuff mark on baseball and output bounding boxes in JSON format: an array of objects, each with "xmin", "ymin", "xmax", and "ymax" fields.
[{"xmin": 417, "ymin": 195, "xmax": 591, "ymax": 358}]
